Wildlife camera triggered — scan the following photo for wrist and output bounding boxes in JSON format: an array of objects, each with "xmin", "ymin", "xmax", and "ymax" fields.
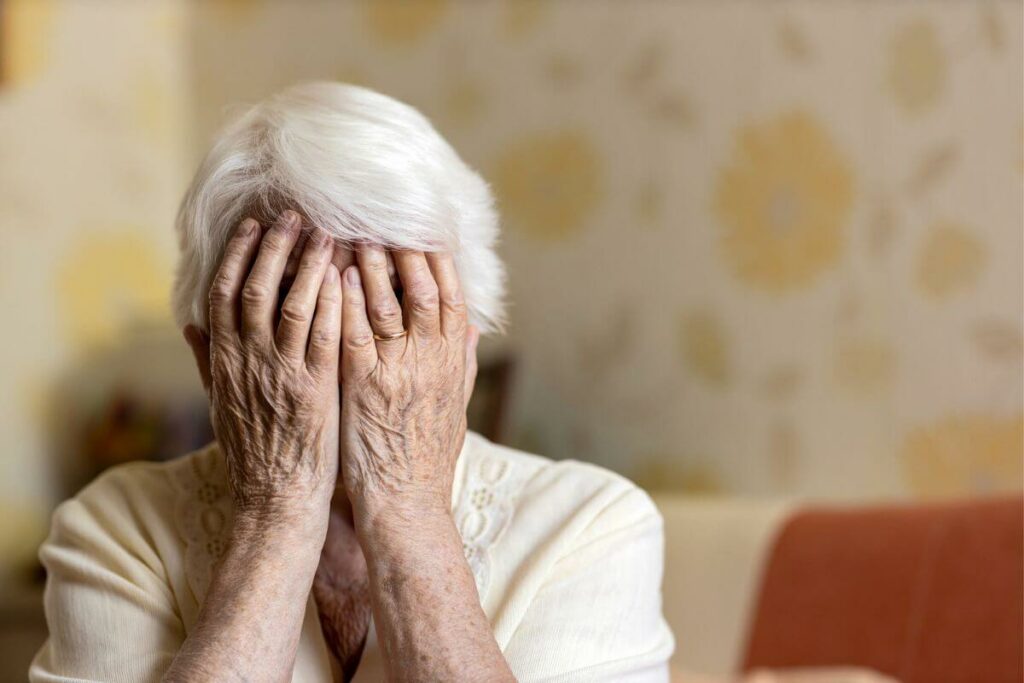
[
  {"xmin": 352, "ymin": 493, "xmax": 453, "ymax": 550},
  {"xmin": 233, "ymin": 500, "xmax": 329, "ymax": 548}
]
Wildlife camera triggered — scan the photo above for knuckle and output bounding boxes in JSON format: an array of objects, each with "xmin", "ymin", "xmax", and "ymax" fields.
[
  {"xmin": 280, "ymin": 301, "xmax": 309, "ymax": 326},
  {"xmin": 371, "ymin": 301, "xmax": 401, "ymax": 324},
  {"xmin": 345, "ymin": 332, "xmax": 375, "ymax": 351},
  {"xmin": 441, "ymin": 293, "xmax": 467, "ymax": 316},
  {"xmin": 209, "ymin": 278, "xmax": 234, "ymax": 305},
  {"xmin": 310, "ymin": 327, "xmax": 337, "ymax": 349},
  {"xmin": 408, "ymin": 283, "xmax": 439, "ymax": 310},
  {"xmin": 240, "ymin": 282, "xmax": 269, "ymax": 308},
  {"xmin": 319, "ymin": 289, "xmax": 341, "ymax": 307},
  {"xmin": 411, "ymin": 298, "xmax": 439, "ymax": 317},
  {"xmin": 261, "ymin": 229, "xmax": 289, "ymax": 252}
]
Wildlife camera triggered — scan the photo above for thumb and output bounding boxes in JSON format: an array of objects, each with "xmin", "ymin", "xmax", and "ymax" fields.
[{"xmin": 183, "ymin": 325, "xmax": 212, "ymax": 396}]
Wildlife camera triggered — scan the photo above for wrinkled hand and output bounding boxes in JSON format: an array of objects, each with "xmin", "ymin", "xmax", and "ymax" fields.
[
  {"xmin": 338, "ymin": 246, "xmax": 479, "ymax": 521},
  {"xmin": 184, "ymin": 210, "xmax": 342, "ymax": 522}
]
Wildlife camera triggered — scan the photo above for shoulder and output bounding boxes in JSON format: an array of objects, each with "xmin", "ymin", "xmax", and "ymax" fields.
[
  {"xmin": 461, "ymin": 431, "xmax": 662, "ymax": 536},
  {"xmin": 54, "ymin": 443, "xmax": 220, "ymax": 531},
  {"xmin": 459, "ymin": 434, "xmax": 673, "ymax": 669},
  {"xmin": 457, "ymin": 433, "xmax": 663, "ymax": 596},
  {"xmin": 50, "ymin": 459, "xmax": 173, "ymax": 548},
  {"xmin": 43, "ymin": 444, "xmax": 221, "ymax": 589}
]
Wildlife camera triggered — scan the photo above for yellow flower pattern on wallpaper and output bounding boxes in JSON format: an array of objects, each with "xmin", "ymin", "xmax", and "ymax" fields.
[
  {"xmin": 0, "ymin": 0, "xmax": 56, "ymax": 87},
  {"xmin": 365, "ymin": 0, "xmax": 448, "ymax": 45},
  {"xmin": 0, "ymin": 1, "xmax": 1020, "ymax": 524},
  {"xmin": 503, "ymin": 0, "xmax": 547, "ymax": 39},
  {"xmin": 679, "ymin": 311, "xmax": 731, "ymax": 387},
  {"xmin": 887, "ymin": 20, "xmax": 947, "ymax": 114},
  {"xmin": 833, "ymin": 338, "xmax": 895, "ymax": 395},
  {"xmin": 903, "ymin": 415, "xmax": 1023, "ymax": 498},
  {"xmin": 916, "ymin": 222, "xmax": 986, "ymax": 299},
  {"xmin": 57, "ymin": 232, "xmax": 173, "ymax": 349},
  {"xmin": 492, "ymin": 130, "xmax": 602, "ymax": 242},
  {"xmin": 714, "ymin": 111, "xmax": 854, "ymax": 291}
]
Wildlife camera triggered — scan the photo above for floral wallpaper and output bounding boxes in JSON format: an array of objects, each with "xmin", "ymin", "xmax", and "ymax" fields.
[
  {"xmin": 1, "ymin": 0, "xmax": 1021, "ymax": 569},
  {"xmin": 0, "ymin": 0, "xmax": 190, "ymax": 570},
  {"xmin": 715, "ymin": 110, "xmax": 855, "ymax": 292}
]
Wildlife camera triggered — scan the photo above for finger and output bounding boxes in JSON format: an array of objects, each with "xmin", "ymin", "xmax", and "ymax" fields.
[
  {"xmin": 307, "ymin": 264, "xmax": 342, "ymax": 374},
  {"xmin": 355, "ymin": 245, "xmax": 405, "ymax": 342},
  {"xmin": 208, "ymin": 218, "xmax": 261, "ymax": 339},
  {"xmin": 393, "ymin": 250, "xmax": 440, "ymax": 338},
  {"xmin": 183, "ymin": 325, "xmax": 212, "ymax": 396},
  {"xmin": 425, "ymin": 252, "xmax": 467, "ymax": 341},
  {"xmin": 240, "ymin": 210, "xmax": 302, "ymax": 342},
  {"xmin": 463, "ymin": 325, "xmax": 479, "ymax": 412},
  {"xmin": 283, "ymin": 230, "xmax": 311, "ymax": 279},
  {"xmin": 276, "ymin": 228, "xmax": 334, "ymax": 360},
  {"xmin": 341, "ymin": 265, "xmax": 378, "ymax": 377}
]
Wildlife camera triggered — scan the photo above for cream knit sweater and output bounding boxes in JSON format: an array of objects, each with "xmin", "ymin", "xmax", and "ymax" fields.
[{"xmin": 30, "ymin": 431, "xmax": 674, "ymax": 682}]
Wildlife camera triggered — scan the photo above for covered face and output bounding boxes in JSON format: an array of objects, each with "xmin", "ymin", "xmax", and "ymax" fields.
[{"xmin": 172, "ymin": 81, "xmax": 506, "ymax": 336}]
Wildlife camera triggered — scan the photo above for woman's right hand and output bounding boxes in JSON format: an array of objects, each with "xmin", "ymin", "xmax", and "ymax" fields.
[
  {"xmin": 185, "ymin": 210, "xmax": 342, "ymax": 525},
  {"xmin": 171, "ymin": 211, "xmax": 344, "ymax": 682}
]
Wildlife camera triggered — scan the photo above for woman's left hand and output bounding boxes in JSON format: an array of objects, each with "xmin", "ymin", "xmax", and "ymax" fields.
[
  {"xmin": 338, "ymin": 246, "xmax": 479, "ymax": 523},
  {"xmin": 335, "ymin": 246, "xmax": 512, "ymax": 682}
]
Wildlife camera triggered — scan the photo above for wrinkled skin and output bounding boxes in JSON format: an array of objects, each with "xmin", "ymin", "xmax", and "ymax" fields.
[
  {"xmin": 187, "ymin": 209, "xmax": 341, "ymax": 519},
  {"xmin": 311, "ymin": 247, "xmax": 481, "ymax": 680},
  {"xmin": 184, "ymin": 216, "xmax": 485, "ymax": 681},
  {"xmin": 172, "ymin": 210, "xmax": 344, "ymax": 683},
  {"xmin": 339, "ymin": 246, "xmax": 477, "ymax": 515}
]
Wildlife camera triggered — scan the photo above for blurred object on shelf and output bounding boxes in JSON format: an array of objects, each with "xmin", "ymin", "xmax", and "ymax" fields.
[
  {"xmin": 81, "ymin": 389, "xmax": 212, "ymax": 473},
  {"xmin": 44, "ymin": 321, "xmax": 206, "ymax": 500},
  {"xmin": 467, "ymin": 355, "xmax": 516, "ymax": 445}
]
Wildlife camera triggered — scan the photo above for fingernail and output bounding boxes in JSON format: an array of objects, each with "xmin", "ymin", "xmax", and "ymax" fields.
[
  {"xmin": 346, "ymin": 266, "xmax": 361, "ymax": 286},
  {"xmin": 326, "ymin": 265, "xmax": 339, "ymax": 282},
  {"xmin": 239, "ymin": 218, "xmax": 258, "ymax": 236},
  {"xmin": 281, "ymin": 210, "xmax": 300, "ymax": 228}
]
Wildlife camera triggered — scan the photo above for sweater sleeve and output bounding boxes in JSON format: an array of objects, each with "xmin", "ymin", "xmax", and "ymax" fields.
[
  {"xmin": 503, "ymin": 485, "xmax": 676, "ymax": 683},
  {"xmin": 29, "ymin": 464, "xmax": 185, "ymax": 683}
]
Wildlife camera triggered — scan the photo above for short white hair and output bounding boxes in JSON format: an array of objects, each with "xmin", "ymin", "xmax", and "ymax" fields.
[{"xmin": 172, "ymin": 81, "xmax": 505, "ymax": 334}]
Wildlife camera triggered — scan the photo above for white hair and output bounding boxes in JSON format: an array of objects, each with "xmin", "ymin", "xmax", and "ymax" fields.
[{"xmin": 172, "ymin": 81, "xmax": 505, "ymax": 334}]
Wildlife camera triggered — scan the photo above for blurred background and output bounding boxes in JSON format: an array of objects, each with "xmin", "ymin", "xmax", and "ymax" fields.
[{"xmin": 0, "ymin": 0, "xmax": 1021, "ymax": 679}]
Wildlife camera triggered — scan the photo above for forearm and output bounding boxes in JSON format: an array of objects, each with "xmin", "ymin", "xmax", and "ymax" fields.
[
  {"xmin": 357, "ymin": 502, "xmax": 515, "ymax": 683},
  {"xmin": 163, "ymin": 511, "xmax": 326, "ymax": 683}
]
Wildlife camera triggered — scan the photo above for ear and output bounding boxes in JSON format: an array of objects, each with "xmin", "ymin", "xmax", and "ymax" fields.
[
  {"xmin": 463, "ymin": 325, "xmax": 480, "ymax": 412},
  {"xmin": 183, "ymin": 325, "xmax": 212, "ymax": 396}
]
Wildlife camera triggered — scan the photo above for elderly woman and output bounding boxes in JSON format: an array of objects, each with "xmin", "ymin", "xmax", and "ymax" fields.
[{"xmin": 31, "ymin": 82, "xmax": 673, "ymax": 682}]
